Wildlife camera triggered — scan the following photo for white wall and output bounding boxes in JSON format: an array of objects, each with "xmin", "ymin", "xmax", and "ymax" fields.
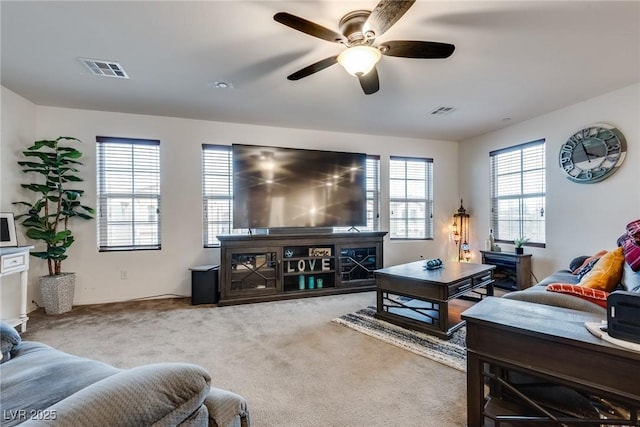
[
  {"xmin": 1, "ymin": 87, "xmax": 37, "ymax": 320},
  {"xmin": 1, "ymin": 86, "xmax": 461, "ymax": 309},
  {"xmin": 459, "ymin": 83, "xmax": 640, "ymax": 281}
]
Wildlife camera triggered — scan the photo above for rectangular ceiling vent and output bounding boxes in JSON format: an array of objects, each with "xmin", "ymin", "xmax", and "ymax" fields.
[
  {"xmin": 429, "ymin": 106, "xmax": 456, "ymax": 116},
  {"xmin": 79, "ymin": 58, "xmax": 129, "ymax": 79}
]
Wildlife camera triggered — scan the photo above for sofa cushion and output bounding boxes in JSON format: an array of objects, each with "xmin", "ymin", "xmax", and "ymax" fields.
[
  {"xmin": 621, "ymin": 261, "xmax": 640, "ymax": 292},
  {"xmin": 536, "ymin": 270, "xmax": 579, "ymax": 287},
  {"xmin": 1, "ymin": 322, "xmax": 21, "ymax": 363},
  {"xmin": 546, "ymin": 283, "xmax": 609, "ymax": 308},
  {"xmin": 579, "ymin": 247, "xmax": 625, "ymax": 292}
]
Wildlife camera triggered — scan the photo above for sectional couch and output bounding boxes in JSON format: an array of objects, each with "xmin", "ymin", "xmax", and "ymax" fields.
[{"xmin": 503, "ymin": 221, "xmax": 640, "ymax": 315}]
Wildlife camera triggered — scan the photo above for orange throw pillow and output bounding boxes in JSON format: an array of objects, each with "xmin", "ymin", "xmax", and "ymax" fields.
[
  {"xmin": 579, "ymin": 247, "xmax": 625, "ymax": 292},
  {"xmin": 546, "ymin": 283, "xmax": 609, "ymax": 308}
]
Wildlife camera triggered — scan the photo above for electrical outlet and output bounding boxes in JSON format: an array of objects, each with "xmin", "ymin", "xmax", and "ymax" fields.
[{"xmin": 120, "ymin": 270, "xmax": 128, "ymax": 280}]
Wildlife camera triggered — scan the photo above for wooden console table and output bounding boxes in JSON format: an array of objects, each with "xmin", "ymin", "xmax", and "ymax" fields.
[
  {"xmin": 1, "ymin": 246, "xmax": 34, "ymax": 332},
  {"xmin": 462, "ymin": 297, "xmax": 640, "ymax": 426}
]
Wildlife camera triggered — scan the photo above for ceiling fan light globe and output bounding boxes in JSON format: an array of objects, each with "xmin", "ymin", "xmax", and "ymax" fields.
[{"xmin": 337, "ymin": 45, "xmax": 381, "ymax": 76}]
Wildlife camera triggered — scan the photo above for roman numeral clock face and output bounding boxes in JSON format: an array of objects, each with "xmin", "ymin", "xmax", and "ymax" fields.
[{"xmin": 559, "ymin": 124, "xmax": 627, "ymax": 183}]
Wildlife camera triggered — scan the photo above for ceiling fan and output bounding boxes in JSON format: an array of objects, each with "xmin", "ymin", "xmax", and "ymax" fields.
[{"xmin": 274, "ymin": 0, "xmax": 455, "ymax": 95}]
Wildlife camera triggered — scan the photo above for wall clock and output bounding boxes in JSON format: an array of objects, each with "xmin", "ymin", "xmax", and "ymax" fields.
[{"xmin": 559, "ymin": 123, "xmax": 627, "ymax": 183}]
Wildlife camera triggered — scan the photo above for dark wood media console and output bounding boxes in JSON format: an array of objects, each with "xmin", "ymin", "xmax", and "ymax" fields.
[{"xmin": 218, "ymin": 232, "xmax": 386, "ymax": 306}]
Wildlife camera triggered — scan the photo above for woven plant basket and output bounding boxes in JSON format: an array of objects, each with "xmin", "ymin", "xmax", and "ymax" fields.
[{"xmin": 39, "ymin": 273, "xmax": 75, "ymax": 314}]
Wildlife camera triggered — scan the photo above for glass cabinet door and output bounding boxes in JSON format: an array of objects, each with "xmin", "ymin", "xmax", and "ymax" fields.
[
  {"xmin": 228, "ymin": 248, "xmax": 279, "ymax": 295},
  {"xmin": 339, "ymin": 246, "xmax": 378, "ymax": 285}
]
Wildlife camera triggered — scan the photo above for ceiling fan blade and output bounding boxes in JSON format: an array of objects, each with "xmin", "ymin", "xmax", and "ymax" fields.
[
  {"xmin": 380, "ymin": 41, "xmax": 455, "ymax": 59},
  {"xmin": 362, "ymin": 0, "xmax": 416, "ymax": 39},
  {"xmin": 358, "ymin": 67, "xmax": 380, "ymax": 95},
  {"xmin": 287, "ymin": 56, "xmax": 339, "ymax": 81},
  {"xmin": 274, "ymin": 12, "xmax": 346, "ymax": 44}
]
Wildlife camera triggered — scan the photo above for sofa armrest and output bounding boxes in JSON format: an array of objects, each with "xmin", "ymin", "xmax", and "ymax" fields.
[
  {"xmin": 503, "ymin": 286, "xmax": 607, "ymax": 315},
  {"xmin": 204, "ymin": 387, "xmax": 251, "ymax": 427},
  {"xmin": 22, "ymin": 363, "xmax": 211, "ymax": 427}
]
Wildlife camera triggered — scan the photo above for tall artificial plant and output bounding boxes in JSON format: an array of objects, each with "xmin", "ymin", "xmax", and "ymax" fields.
[{"xmin": 13, "ymin": 137, "xmax": 94, "ymax": 276}]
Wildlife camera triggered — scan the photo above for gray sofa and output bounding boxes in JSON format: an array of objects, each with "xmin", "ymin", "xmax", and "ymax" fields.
[
  {"xmin": 0, "ymin": 328, "xmax": 250, "ymax": 427},
  {"xmin": 503, "ymin": 256, "xmax": 640, "ymax": 315}
]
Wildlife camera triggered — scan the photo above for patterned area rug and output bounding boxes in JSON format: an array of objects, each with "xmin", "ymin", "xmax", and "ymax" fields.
[{"xmin": 332, "ymin": 306, "xmax": 467, "ymax": 372}]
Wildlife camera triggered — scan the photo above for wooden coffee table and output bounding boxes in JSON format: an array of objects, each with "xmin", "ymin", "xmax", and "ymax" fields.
[{"xmin": 374, "ymin": 261, "xmax": 494, "ymax": 339}]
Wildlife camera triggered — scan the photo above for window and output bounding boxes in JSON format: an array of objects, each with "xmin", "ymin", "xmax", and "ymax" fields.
[
  {"xmin": 389, "ymin": 156, "xmax": 433, "ymax": 239},
  {"xmin": 334, "ymin": 155, "xmax": 380, "ymax": 232},
  {"xmin": 490, "ymin": 139, "xmax": 546, "ymax": 246},
  {"xmin": 202, "ymin": 145, "xmax": 246, "ymax": 247},
  {"xmin": 97, "ymin": 136, "xmax": 161, "ymax": 251}
]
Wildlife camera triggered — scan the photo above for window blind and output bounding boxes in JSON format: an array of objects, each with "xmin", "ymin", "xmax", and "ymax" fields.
[
  {"xmin": 335, "ymin": 155, "xmax": 380, "ymax": 232},
  {"xmin": 202, "ymin": 144, "xmax": 245, "ymax": 247},
  {"xmin": 389, "ymin": 156, "xmax": 433, "ymax": 240},
  {"xmin": 489, "ymin": 139, "xmax": 546, "ymax": 245},
  {"xmin": 96, "ymin": 136, "xmax": 161, "ymax": 251}
]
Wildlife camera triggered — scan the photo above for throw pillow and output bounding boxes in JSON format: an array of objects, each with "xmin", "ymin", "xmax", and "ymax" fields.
[
  {"xmin": 0, "ymin": 322, "xmax": 21, "ymax": 363},
  {"xmin": 546, "ymin": 283, "xmax": 609, "ymax": 308},
  {"xmin": 621, "ymin": 237, "xmax": 640, "ymax": 272},
  {"xmin": 571, "ymin": 250, "xmax": 607, "ymax": 275},
  {"xmin": 618, "ymin": 221, "xmax": 640, "ymax": 272},
  {"xmin": 576, "ymin": 258, "xmax": 600, "ymax": 281},
  {"xmin": 579, "ymin": 247, "xmax": 625, "ymax": 292},
  {"xmin": 569, "ymin": 256, "xmax": 590, "ymax": 273}
]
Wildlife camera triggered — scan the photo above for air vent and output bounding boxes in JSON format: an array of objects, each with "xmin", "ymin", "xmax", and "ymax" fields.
[
  {"xmin": 79, "ymin": 58, "xmax": 129, "ymax": 79},
  {"xmin": 429, "ymin": 106, "xmax": 456, "ymax": 116}
]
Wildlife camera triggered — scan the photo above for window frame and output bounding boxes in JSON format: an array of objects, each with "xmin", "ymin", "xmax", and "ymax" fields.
[
  {"xmin": 489, "ymin": 139, "xmax": 546, "ymax": 247},
  {"xmin": 96, "ymin": 136, "xmax": 161, "ymax": 252},
  {"xmin": 388, "ymin": 156, "xmax": 434, "ymax": 240}
]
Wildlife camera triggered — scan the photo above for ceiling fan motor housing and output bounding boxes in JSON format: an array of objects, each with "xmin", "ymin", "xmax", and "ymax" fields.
[{"xmin": 339, "ymin": 10, "xmax": 374, "ymax": 45}]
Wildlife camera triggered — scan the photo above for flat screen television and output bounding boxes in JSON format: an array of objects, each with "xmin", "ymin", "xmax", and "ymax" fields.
[{"xmin": 232, "ymin": 144, "xmax": 367, "ymax": 229}]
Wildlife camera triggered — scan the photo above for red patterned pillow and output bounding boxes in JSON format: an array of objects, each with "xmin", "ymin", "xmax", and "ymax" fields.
[{"xmin": 546, "ymin": 283, "xmax": 609, "ymax": 308}]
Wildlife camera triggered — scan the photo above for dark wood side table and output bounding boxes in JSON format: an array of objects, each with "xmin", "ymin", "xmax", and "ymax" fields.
[
  {"xmin": 480, "ymin": 251, "xmax": 532, "ymax": 291},
  {"xmin": 462, "ymin": 297, "xmax": 640, "ymax": 427}
]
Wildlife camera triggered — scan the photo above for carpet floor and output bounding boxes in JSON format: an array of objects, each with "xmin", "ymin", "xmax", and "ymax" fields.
[
  {"xmin": 332, "ymin": 306, "xmax": 466, "ymax": 372},
  {"xmin": 22, "ymin": 292, "xmax": 468, "ymax": 427}
]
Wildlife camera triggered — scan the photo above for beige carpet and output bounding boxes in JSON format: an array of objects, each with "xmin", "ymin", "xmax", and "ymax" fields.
[{"xmin": 23, "ymin": 292, "xmax": 468, "ymax": 427}]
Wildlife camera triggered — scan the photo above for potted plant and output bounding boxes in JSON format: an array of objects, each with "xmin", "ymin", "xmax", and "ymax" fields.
[
  {"xmin": 514, "ymin": 237, "xmax": 530, "ymax": 255},
  {"xmin": 13, "ymin": 137, "xmax": 94, "ymax": 314}
]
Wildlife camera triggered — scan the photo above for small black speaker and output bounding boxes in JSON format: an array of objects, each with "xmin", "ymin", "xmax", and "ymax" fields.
[
  {"xmin": 607, "ymin": 291, "xmax": 640, "ymax": 344},
  {"xmin": 190, "ymin": 265, "xmax": 219, "ymax": 305}
]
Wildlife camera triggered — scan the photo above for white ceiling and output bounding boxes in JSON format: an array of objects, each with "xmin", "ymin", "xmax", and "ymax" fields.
[{"xmin": 2, "ymin": 1, "xmax": 639, "ymax": 141}]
